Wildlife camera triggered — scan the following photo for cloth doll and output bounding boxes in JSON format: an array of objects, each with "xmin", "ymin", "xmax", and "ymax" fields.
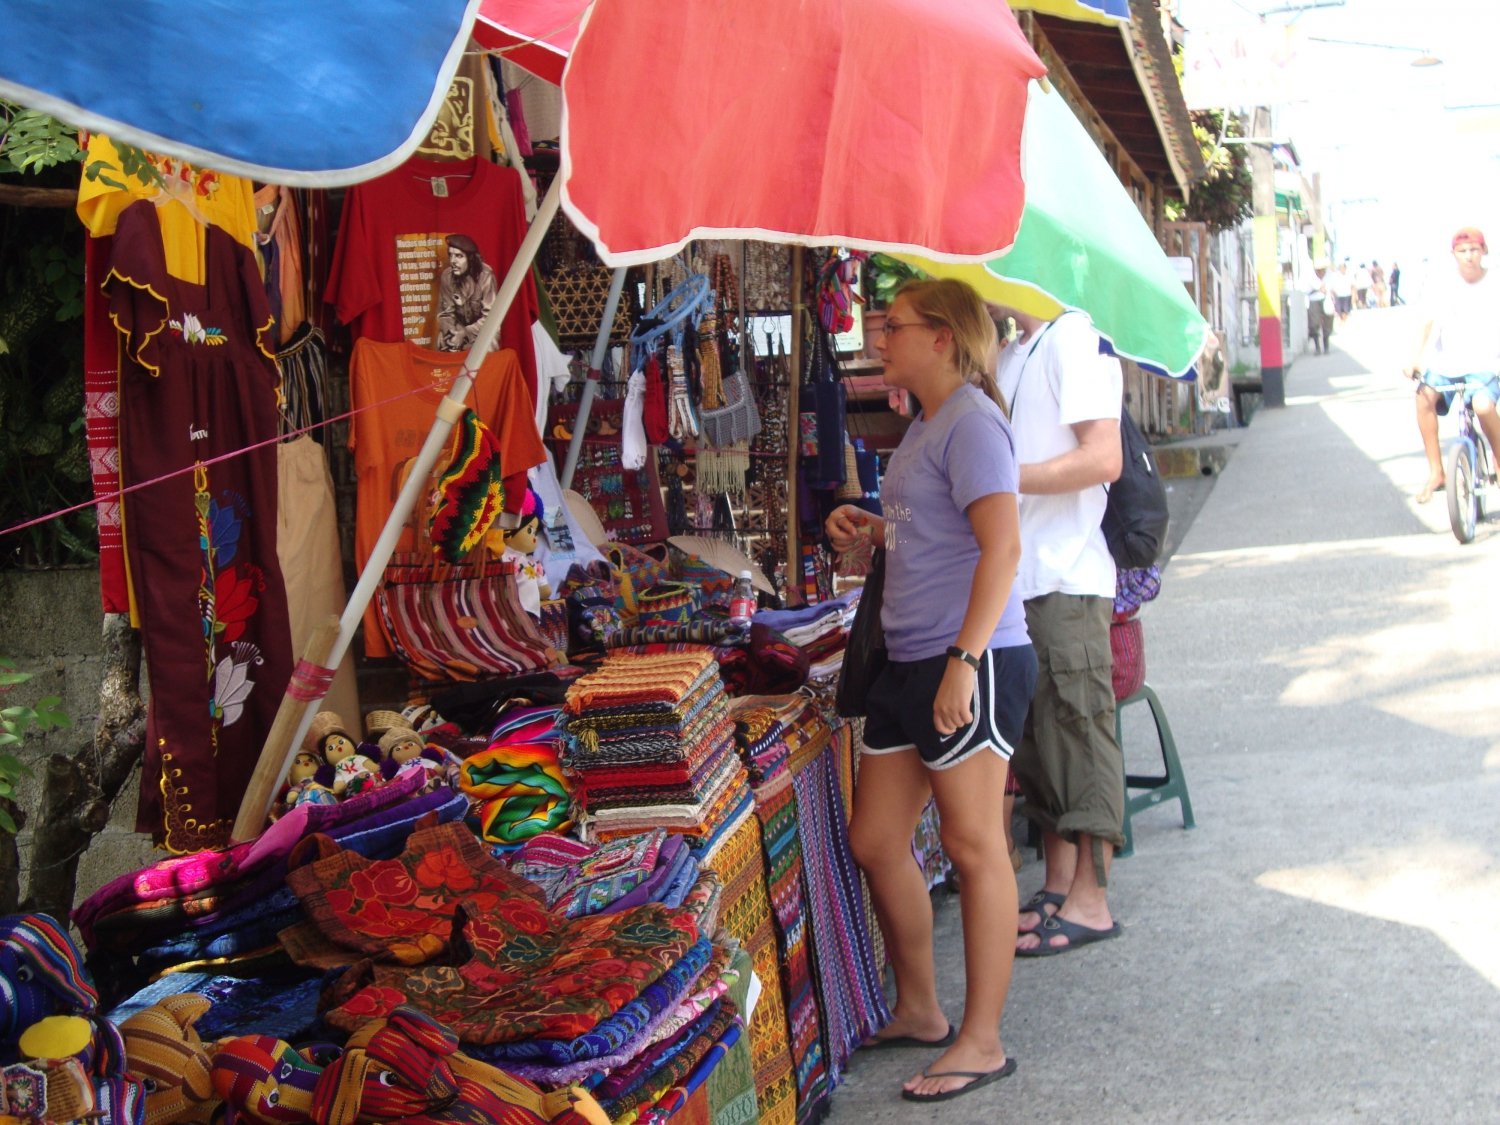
[
  {"xmin": 488, "ymin": 488, "xmax": 550, "ymax": 617},
  {"xmin": 376, "ymin": 729, "xmax": 445, "ymax": 792},
  {"xmin": 306, "ymin": 712, "xmax": 379, "ymax": 799},
  {"xmin": 281, "ymin": 749, "xmax": 336, "ymax": 812}
]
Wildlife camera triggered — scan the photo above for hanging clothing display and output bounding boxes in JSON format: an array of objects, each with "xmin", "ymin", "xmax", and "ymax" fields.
[
  {"xmin": 77, "ymin": 135, "xmax": 260, "ymax": 617},
  {"xmin": 276, "ymin": 435, "xmax": 360, "ymax": 723},
  {"xmin": 252, "ymin": 183, "xmax": 307, "ymax": 345},
  {"xmin": 348, "ymin": 338, "xmax": 545, "ymax": 656},
  {"xmin": 105, "ymin": 200, "xmax": 293, "ymax": 854},
  {"xmin": 415, "ymin": 46, "xmax": 498, "ymax": 163},
  {"xmin": 326, "ymin": 154, "xmax": 538, "ymax": 381}
]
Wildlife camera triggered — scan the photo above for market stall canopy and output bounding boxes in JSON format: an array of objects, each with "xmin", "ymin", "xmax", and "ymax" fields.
[
  {"xmin": 898, "ymin": 82, "xmax": 1210, "ymax": 380},
  {"xmin": 0, "ymin": 0, "xmax": 480, "ymax": 187}
]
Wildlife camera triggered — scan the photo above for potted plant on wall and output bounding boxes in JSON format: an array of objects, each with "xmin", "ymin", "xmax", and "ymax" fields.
[{"xmin": 861, "ymin": 254, "xmax": 925, "ymax": 359}]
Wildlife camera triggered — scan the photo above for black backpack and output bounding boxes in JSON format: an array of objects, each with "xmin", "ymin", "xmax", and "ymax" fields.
[{"xmin": 1101, "ymin": 405, "xmax": 1169, "ymax": 568}]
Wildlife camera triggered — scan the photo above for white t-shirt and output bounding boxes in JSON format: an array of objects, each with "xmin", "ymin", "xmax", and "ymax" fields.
[
  {"xmin": 996, "ymin": 313, "xmax": 1122, "ymax": 601},
  {"xmin": 1421, "ymin": 268, "xmax": 1500, "ymax": 377}
]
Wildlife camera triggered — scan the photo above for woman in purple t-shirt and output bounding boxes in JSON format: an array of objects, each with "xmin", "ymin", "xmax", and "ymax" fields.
[{"xmin": 826, "ymin": 278, "xmax": 1037, "ymax": 1105}]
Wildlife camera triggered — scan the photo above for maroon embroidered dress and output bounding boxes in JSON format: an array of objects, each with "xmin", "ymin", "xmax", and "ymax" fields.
[{"xmin": 107, "ymin": 200, "xmax": 293, "ymax": 853}]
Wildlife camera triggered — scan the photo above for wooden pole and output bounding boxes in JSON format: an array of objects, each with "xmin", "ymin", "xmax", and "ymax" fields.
[
  {"xmin": 785, "ymin": 246, "xmax": 804, "ymax": 604},
  {"xmin": 231, "ymin": 616, "xmax": 340, "ymax": 841}
]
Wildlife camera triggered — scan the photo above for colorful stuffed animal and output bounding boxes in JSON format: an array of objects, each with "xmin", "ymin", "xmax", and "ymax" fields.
[
  {"xmin": 307, "ymin": 1007, "xmax": 607, "ymax": 1125},
  {"xmin": 210, "ymin": 1034, "xmax": 327, "ymax": 1124},
  {"xmin": 0, "ymin": 915, "xmax": 99, "ymax": 1063},
  {"xmin": 0, "ymin": 1012, "xmax": 141, "ymax": 1125},
  {"xmin": 120, "ymin": 993, "xmax": 221, "ymax": 1124}
]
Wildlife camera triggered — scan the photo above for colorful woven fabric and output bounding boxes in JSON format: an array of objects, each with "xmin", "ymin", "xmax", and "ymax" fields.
[
  {"xmin": 429, "ymin": 408, "xmax": 506, "ymax": 564},
  {"xmin": 599, "ymin": 1002, "xmax": 737, "ymax": 1121},
  {"xmin": 280, "ymin": 820, "xmax": 546, "ymax": 969},
  {"xmin": 705, "ymin": 946, "xmax": 758, "ymax": 1125},
  {"xmin": 912, "ymin": 796, "xmax": 953, "ymax": 892},
  {"xmin": 476, "ymin": 937, "xmax": 713, "ymax": 1067},
  {"xmin": 752, "ymin": 772, "xmax": 829, "ymax": 1119},
  {"xmin": 502, "ymin": 830, "xmax": 665, "ymax": 916},
  {"xmin": 564, "ymin": 650, "xmax": 716, "ymax": 712},
  {"xmin": 634, "ymin": 582, "xmax": 700, "ymax": 627},
  {"xmin": 74, "ymin": 766, "xmax": 429, "ymax": 947},
  {"xmin": 459, "ymin": 743, "xmax": 573, "ymax": 844},
  {"xmin": 0, "ymin": 914, "xmax": 98, "ymax": 1023},
  {"xmin": 646, "ymin": 942, "xmax": 738, "ymax": 1047},
  {"xmin": 699, "ymin": 812, "xmax": 795, "ymax": 1125},
  {"xmin": 322, "ymin": 894, "xmax": 701, "ymax": 1045},
  {"xmin": 791, "ymin": 741, "xmax": 890, "ymax": 1087},
  {"xmin": 377, "ymin": 563, "xmax": 558, "ymax": 682}
]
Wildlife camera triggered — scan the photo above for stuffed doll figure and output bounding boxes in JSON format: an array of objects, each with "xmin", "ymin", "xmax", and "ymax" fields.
[{"xmin": 488, "ymin": 489, "xmax": 551, "ymax": 617}]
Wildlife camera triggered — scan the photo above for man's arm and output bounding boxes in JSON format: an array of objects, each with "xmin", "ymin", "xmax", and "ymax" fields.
[
  {"xmin": 1019, "ymin": 417, "xmax": 1122, "ymax": 495},
  {"xmin": 1406, "ymin": 319, "xmax": 1434, "ymax": 378}
]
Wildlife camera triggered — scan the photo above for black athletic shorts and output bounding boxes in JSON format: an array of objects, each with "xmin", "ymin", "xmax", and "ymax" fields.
[{"xmin": 862, "ymin": 644, "xmax": 1038, "ymax": 770}]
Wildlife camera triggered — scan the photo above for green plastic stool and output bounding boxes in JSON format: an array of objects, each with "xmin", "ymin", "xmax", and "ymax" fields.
[{"xmin": 1114, "ymin": 683, "xmax": 1195, "ymax": 858}]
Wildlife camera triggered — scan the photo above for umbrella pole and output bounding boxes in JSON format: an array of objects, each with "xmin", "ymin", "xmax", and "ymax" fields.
[
  {"xmin": 230, "ymin": 174, "xmax": 564, "ymax": 842},
  {"xmin": 786, "ymin": 246, "xmax": 803, "ymax": 604},
  {"xmin": 560, "ymin": 266, "xmax": 629, "ymax": 490}
]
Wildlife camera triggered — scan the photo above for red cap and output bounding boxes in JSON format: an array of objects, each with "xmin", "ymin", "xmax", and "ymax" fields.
[{"xmin": 1452, "ymin": 227, "xmax": 1487, "ymax": 252}]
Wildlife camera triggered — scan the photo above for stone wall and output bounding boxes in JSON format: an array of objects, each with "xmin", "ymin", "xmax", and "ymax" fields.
[{"xmin": 0, "ymin": 567, "xmax": 156, "ymax": 907}]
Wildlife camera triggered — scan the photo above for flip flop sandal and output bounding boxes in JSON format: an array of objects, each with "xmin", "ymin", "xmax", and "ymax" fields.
[
  {"xmin": 862, "ymin": 1023, "xmax": 957, "ymax": 1051},
  {"xmin": 1015, "ymin": 914, "xmax": 1123, "ymax": 958},
  {"xmin": 900, "ymin": 1057, "xmax": 1018, "ymax": 1103},
  {"xmin": 1017, "ymin": 890, "xmax": 1066, "ymax": 933}
]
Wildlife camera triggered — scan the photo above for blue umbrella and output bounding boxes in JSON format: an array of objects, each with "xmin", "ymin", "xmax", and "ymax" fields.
[{"xmin": 0, "ymin": 0, "xmax": 479, "ymax": 186}]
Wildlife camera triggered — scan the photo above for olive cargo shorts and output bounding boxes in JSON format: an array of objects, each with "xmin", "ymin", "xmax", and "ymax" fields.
[{"xmin": 1010, "ymin": 592, "xmax": 1125, "ymax": 851}]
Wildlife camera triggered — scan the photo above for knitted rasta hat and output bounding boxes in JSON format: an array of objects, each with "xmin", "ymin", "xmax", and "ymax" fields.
[{"xmin": 428, "ymin": 408, "xmax": 505, "ymax": 564}]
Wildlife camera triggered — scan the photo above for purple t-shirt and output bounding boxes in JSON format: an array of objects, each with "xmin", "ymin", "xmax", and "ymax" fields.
[{"xmin": 880, "ymin": 383, "xmax": 1029, "ymax": 661}]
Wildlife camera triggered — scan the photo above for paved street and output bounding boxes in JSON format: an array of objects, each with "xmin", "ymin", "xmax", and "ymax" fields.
[{"xmin": 825, "ymin": 307, "xmax": 1500, "ymax": 1122}]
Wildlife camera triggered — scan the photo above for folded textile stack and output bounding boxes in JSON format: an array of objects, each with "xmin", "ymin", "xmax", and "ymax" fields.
[
  {"xmin": 728, "ymin": 699, "xmax": 793, "ymax": 785},
  {"xmin": 71, "ymin": 767, "xmax": 467, "ymax": 1007},
  {"xmin": 751, "ymin": 591, "xmax": 859, "ymax": 680},
  {"xmin": 272, "ymin": 819, "xmax": 750, "ymax": 1095},
  {"xmin": 503, "ymin": 828, "xmax": 705, "ymax": 918},
  {"xmin": 562, "ymin": 650, "xmax": 753, "ymax": 846}
]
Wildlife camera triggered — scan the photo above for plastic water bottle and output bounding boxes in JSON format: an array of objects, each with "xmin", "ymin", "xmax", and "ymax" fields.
[{"xmin": 729, "ymin": 571, "xmax": 756, "ymax": 626}]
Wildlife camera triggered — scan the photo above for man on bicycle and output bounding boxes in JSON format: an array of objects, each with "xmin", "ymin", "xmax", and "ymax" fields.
[{"xmin": 1405, "ymin": 227, "xmax": 1500, "ymax": 504}]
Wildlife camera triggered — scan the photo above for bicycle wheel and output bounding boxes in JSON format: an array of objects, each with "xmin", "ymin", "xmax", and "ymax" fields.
[
  {"xmin": 1477, "ymin": 438, "xmax": 1492, "ymax": 521},
  {"xmin": 1447, "ymin": 440, "xmax": 1478, "ymax": 543}
]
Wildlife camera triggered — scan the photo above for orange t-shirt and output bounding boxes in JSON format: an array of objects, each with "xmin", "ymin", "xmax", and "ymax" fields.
[{"xmin": 349, "ymin": 338, "xmax": 546, "ymax": 657}]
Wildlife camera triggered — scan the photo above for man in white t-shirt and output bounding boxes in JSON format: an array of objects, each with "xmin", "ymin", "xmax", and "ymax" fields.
[
  {"xmin": 1403, "ymin": 227, "xmax": 1500, "ymax": 504},
  {"xmin": 994, "ymin": 308, "xmax": 1125, "ymax": 957}
]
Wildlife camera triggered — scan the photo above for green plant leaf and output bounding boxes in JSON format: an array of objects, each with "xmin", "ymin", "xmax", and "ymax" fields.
[
  {"xmin": 32, "ymin": 696, "xmax": 71, "ymax": 730},
  {"xmin": 0, "ymin": 809, "xmax": 16, "ymax": 835}
]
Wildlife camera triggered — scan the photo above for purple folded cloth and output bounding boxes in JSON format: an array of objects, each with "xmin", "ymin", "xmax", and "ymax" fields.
[{"xmin": 598, "ymin": 833, "xmax": 689, "ymax": 914}]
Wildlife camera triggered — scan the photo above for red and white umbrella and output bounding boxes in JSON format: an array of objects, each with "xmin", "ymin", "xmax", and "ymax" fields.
[{"xmin": 478, "ymin": 0, "xmax": 1046, "ymax": 265}]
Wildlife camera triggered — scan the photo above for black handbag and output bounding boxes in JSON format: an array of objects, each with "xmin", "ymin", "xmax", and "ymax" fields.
[{"xmin": 835, "ymin": 547, "xmax": 889, "ymax": 718}]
